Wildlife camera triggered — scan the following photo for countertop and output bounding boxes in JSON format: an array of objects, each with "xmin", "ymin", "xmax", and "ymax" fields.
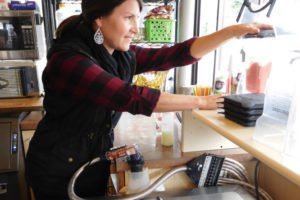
[
  {"xmin": 192, "ymin": 109, "xmax": 300, "ymax": 187},
  {"xmin": 0, "ymin": 97, "xmax": 43, "ymax": 113},
  {"xmin": 20, "ymin": 111, "xmax": 252, "ymax": 172},
  {"xmin": 113, "ymin": 112, "xmax": 251, "ymax": 172}
]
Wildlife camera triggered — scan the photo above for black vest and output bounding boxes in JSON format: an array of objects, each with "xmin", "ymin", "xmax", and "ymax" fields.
[{"xmin": 26, "ymin": 36, "xmax": 136, "ymax": 198}]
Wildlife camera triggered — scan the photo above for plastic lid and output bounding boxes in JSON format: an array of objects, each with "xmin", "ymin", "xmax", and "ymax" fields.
[{"xmin": 128, "ymin": 153, "xmax": 145, "ymax": 172}]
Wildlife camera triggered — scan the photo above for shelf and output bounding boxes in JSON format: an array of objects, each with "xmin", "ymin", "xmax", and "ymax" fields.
[
  {"xmin": 131, "ymin": 42, "xmax": 175, "ymax": 48},
  {"xmin": 143, "ymin": 0, "xmax": 177, "ymax": 5}
]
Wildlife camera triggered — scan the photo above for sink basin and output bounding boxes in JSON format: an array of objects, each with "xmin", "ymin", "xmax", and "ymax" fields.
[
  {"xmin": 88, "ymin": 185, "xmax": 255, "ymax": 200},
  {"xmin": 143, "ymin": 185, "xmax": 255, "ymax": 200}
]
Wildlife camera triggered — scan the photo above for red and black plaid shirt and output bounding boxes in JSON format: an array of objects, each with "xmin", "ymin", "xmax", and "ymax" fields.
[{"xmin": 44, "ymin": 38, "xmax": 200, "ymax": 116}]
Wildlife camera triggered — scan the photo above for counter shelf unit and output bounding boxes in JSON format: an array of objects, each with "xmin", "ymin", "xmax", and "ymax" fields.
[
  {"xmin": 192, "ymin": 110, "xmax": 300, "ymax": 187},
  {"xmin": 19, "ymin": 111, "xmax": 253, "ymax": 195}
]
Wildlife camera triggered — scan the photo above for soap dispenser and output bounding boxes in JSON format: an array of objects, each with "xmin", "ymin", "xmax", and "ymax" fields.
[{"xmin": 127, "ymin": 153, "xmax": 150, "ymax": 194}]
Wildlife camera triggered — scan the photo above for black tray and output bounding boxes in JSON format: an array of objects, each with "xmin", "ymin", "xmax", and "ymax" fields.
[
  {"xmin": 222, "ymin": 102, "xmax": 263, "ymax": 115},
  {"xmin": 224, "ymin": 109, "xmax": 262, "ymax": 121},
  {"xmin": 223, "ymin": 93, "xmax": 265, "ymax": 110},
  {"xmin": 224, "ymin": 113, "xmax": 257, "ymax": 127}
]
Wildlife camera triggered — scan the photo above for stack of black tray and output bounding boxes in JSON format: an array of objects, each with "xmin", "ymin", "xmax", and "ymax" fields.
[{"xmin": 220, "ymin": 93, "xmax": 265, "ymax": 127}]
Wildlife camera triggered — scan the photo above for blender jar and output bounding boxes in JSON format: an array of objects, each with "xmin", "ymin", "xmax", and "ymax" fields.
[{"xmin": 237, "ymin": 37, "xmax": 275, "ymax": 94}]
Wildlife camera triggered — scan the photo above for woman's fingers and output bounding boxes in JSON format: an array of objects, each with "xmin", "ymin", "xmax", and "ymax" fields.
[
  {"xmin": 198, "ymin": 94, "xmax": 224, "ymax": 110},
  {"xmin": 231, "ymin": 22, "xmax": 274, "ymax": 37}
]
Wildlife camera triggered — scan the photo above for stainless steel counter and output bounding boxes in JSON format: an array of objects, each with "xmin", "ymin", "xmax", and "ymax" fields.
[{"xmin": 88, "ymin": 185, "xmax": 255, "ymax": 200}]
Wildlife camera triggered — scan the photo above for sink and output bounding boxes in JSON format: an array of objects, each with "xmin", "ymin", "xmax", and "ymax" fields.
[
  {"xmin": 88, "ymin": 185, "xmax": 255, "ymax": 200},
  {"xmin": 143, "ymin": 185, "xmax": 255, "ymax": 200}
]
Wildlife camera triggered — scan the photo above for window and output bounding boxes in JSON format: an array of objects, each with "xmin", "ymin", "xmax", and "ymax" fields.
[
  {"xmin": 193, "ymin": 0, "xmax": 243, "ymax": 87},
  {"xmin": 193, "ymin": 0, "xmax": 300, "ymax": 91}
]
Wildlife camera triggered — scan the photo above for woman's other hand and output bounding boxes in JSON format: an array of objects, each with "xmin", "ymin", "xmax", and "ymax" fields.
[
  {"xmin": 197, "ymin": 94, "xmax": 224, "ymax": 110},
  {"xmin": 154, "ymin": 93, "xmax": 224, "ymax": 112}
]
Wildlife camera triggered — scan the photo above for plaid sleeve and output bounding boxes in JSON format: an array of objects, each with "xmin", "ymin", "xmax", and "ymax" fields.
[
  {"xmin": 130, "ymin": 37, "xmax": 201, "ymax": 74},
  {"xmin": 44, "ymin": 51, "xmax": 160, "ymax": 116}
]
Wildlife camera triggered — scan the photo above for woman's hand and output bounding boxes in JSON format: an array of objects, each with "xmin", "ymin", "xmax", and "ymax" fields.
[
  {"xmin": 226, "ymin": 22, "xmax": 274, "ymax": 38},
  {"xmin": 197, "ymin": 94, "xmax": 224, "ymax": 110}
]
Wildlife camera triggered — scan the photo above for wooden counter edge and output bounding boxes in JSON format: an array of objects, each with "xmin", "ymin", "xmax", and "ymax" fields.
[{"xmin": 0, "ymin": 97, "xmax": 43, "ymax": 113}]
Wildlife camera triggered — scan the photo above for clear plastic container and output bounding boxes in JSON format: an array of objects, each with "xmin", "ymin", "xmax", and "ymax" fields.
[
  {"xmin": 161, "ymin": 112, "xmax": 174, "ymax": 147},
  {"xmin": 253, "ymin": 51, "xmax": 298, "ymax": 152},
  {"xmin": 236, "ymin": 37, "xmax": 275, "ymax": 95},
  {"xmin": 128, "ymin": 168, "xmax": 150, "ymax": 194},
  {"xmin": 283, "ymin": 59, "xmax": 300, "ymax": 158}
]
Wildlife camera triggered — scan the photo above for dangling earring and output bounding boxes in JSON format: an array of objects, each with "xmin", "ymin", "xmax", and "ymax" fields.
[{"xmin": 94, "ymin": 28, "xmax": 104, "ymax": 45}]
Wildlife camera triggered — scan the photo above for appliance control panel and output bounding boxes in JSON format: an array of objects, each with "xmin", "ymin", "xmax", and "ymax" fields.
[
  {"xmin": 11, "ymin": 132, "xmax": 18, "ymax": 154},
  {"xmin": 21, "ymin": 26, "xmax": 35, "ymax": 49}
]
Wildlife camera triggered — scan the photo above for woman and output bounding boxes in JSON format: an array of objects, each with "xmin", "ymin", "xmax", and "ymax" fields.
[{"xmin": 26, "ymin": 0, "xmax": 272, "ymax": 199}]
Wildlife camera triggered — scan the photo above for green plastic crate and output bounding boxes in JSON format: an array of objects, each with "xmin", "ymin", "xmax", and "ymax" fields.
[{"xmin": 145, "ymin": 19, "xmax": 175, "ymax": 43}]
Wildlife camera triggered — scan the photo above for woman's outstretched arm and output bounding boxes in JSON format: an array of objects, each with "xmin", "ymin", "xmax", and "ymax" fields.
[
  {"xmin": 154, "ymin": 92, "xmax": 223, "ymax": 112},
  {"xmin": 190, "ymin": 22, "xmax": 273, "ymax": 59}
]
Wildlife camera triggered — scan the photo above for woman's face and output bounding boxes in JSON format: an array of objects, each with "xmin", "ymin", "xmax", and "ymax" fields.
[{"xmin": 95, "ymin": 0, "xmax": 140, "ymax": 54}]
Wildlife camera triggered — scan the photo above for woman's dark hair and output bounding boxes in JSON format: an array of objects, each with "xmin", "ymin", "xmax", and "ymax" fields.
[{"xmin": 56, "ymin": 0, "xmax": 143, "ymax": 38}]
